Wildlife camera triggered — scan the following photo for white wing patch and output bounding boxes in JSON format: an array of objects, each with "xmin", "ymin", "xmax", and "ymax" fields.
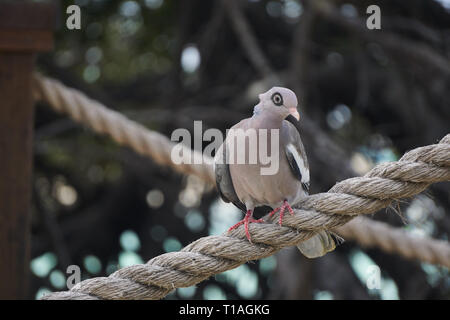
[{"xmin": 286, "ymin": 143, "xmax": 309, "ymax": 183}]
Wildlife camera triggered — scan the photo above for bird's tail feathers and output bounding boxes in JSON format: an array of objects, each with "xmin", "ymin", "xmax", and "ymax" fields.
[{"xmin": 296, "ymin": 230, "xmax": 344, "ymax": 259}]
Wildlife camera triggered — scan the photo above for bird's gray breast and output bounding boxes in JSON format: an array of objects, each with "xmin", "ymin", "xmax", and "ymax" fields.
[{"xmin": 228, "ymin": 122, "xmax": 304, "ymax": 208}]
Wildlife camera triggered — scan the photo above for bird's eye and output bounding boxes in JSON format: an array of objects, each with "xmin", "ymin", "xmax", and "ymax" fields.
[{"xmin": 271, "ymin": 92, "xmax": 283, "ymax": 106}]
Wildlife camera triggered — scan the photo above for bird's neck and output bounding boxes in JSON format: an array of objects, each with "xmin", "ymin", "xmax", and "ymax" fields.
[{"xmin": 252, "ymin": 111, "xmax": 285, "ymax": 129}]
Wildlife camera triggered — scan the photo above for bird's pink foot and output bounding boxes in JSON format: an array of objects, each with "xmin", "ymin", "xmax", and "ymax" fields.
[
  {"xmin": 268, "ymin": 207, "xmax": 280, "ymax": 218},
  {"xmin": 269, "ymin": 200, "xmax": 295, "ymax": 226},
  {"xmin": 228, "ymin": 210, "xmax": 263, "ymax": 243},
  {"xmin": 278, "ymin": 200, "xmax": 295, "ymax": 225}
]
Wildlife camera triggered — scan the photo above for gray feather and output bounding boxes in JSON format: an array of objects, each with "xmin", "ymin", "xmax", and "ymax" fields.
[{"xmin": 214, "ymin": 143, "xmax": 246, "ymax": 212}]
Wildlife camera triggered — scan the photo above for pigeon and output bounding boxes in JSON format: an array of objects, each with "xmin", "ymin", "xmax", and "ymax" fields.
[{"xmin": 215, "ymin": 87, "xmax": 338, "ymax": 258}]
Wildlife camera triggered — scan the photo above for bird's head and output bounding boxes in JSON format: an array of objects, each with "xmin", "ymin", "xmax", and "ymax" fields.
[{"xmin": 255, "ymin": 87, "xmax": 300, "ymax": 120}]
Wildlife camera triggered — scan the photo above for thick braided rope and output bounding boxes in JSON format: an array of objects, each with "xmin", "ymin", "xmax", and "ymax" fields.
[
  {"xmin": 32, "ymin": 74, "xmax": 215, "ymax": 185},
  {"xmin": 33, "ymin": 75, "xmax": 450, "ymax": 299},
  {"xmin": 337, "ymin": 216, "xmax": 450, "ymax": 264}
]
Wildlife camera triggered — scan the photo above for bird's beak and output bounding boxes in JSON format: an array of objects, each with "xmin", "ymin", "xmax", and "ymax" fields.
[{"xmin": 289, "ymin": 107, "xmax": 300, "ymax": 121}]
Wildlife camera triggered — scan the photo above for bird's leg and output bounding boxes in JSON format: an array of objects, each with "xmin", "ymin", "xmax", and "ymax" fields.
[
  {"xmin": 228, "ymin": 209, "xmax": 263, "ymax": 242},
  {"xmin": 278, "ymin": 199, "xmax": 295, "ymax": 226},
  {"xmin": 268, "ymin": 207, "xmax": 280, "ymax": 218}
]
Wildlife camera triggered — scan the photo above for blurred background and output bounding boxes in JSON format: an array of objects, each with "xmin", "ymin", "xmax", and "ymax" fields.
[{"xmin": 31, "ymin": 0, "xmax": 449, "ymax": 299}]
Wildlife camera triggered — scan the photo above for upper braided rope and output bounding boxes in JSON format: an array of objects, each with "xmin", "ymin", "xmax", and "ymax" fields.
[
  {"xmin": 33, "ymin": 74, "xmax": 450, "ymax": 300},
  {"xmin": 33, "ymin": 74, "xmax": 215, "ymax": 185},
  {"xmin": 338, "ymin": 216, "xmax": 450, "ymax": 263}
]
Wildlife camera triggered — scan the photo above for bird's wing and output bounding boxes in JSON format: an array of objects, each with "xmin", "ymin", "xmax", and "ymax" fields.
[
  {"xmin": 283, "ymin": 116, "xmax": 344, "ymax": 258},
  {"xmin": 214, "ymin": 141, "xmax": 246, "ymax": 212},
  {"xmin": 283, "ymin": 115, "xmax": 310, "ymax": 193}
]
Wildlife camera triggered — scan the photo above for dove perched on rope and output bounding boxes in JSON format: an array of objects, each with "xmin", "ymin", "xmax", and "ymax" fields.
[{"xmin": 214, "ymin": 87, "xmax": 339, "ymax": 258}]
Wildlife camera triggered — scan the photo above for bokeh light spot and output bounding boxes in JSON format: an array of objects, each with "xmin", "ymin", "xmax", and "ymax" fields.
[
  {"xmin": 31, "ymin": 252, "xmax": 57, "ymax": 278},
  {"xmin": 119, "ymin": 251, "xmax": 144, "ymax": 267},
  {"xmin": 314, "ymin": 290, "xmax": 334, "ymax": 300},
  {"xmin": 203, "ymin": 285, "xmax": 226, "ymax": 300},
  {"xmin": 146, "ymin": 189, "xmax": 165, "ymax": 209},
  {"xmin": 163, "ymin": 237, "xmax": 182, "ymax": 252},
  {"xmin": 120, "ymin": 230, "xmax": 141, "ymax": 252},
  {"xmin": 177, "ymin": 286, "xmax": 196, "ymax": 298},
  {"xmin": 120, "ymin": 1, "xmax": 141, "ymax": 17},
  {"xmin": 184, "ymin": 209, "xmax": 205, "ymax": 232},
  {"xmin": 83, "ymin": 65, "xmax": 101, "ymax": 83},
  {"xmin": 181, "ymin": 45, "xmax": 201, "ymax": 73},
  {"xmin": 83, "ymin": 255, "xmax": 102, "ymax": 274},
  {"xmin": 49, "ymin": 270, "xmax": 66, "ymax": 289},
  {"xmin": 259, "ymin": 256, "xmax": 277, "ymax": 275},
  {"xmin": 150, "ymin": 225, "xmax": 168, "ymax": 242},
  {"xmin": 145, "ymin": 0, "xmax": 163, "ymax": 9},
  {"xmin": 35, "ymin": 287, "xmax": 52, "ymax": 300}
]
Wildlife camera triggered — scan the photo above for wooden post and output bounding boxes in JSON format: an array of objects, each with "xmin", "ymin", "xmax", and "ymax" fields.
[{"xmin": 0, "ymin": 1, "xmax": 55, "ymax": 299}]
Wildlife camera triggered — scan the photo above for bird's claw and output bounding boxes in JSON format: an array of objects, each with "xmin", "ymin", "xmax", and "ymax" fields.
[
  {"xmin": 228, "ymin": 210, "xmax": 263, "ymax": 243},
  {"xmin": 268, "ymin": 207, "xmax": 280, "ymax": 218},
  {"xmin": 268, "ymin": 200, "xmax": 294, "ymax": 226}
]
